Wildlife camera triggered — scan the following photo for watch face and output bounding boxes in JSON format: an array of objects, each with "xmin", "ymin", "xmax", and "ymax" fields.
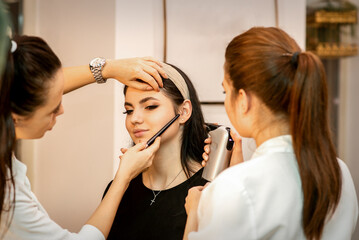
[{"xmin": 90, "ymin": 58, "xmax": 104, "ymax": 68}]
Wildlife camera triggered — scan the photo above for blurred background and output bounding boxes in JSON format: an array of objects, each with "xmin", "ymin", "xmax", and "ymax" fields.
[{"xmin": 4, "ymin": 0, "xmax": 359, "ymax": 238}]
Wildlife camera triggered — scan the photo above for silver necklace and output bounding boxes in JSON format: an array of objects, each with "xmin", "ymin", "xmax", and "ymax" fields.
[{"xmin": 149, "ymin": 169, "xmax": 183, "ymax": 206}]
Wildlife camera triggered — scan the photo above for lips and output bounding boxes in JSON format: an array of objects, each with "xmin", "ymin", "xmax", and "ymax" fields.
[{"xmin": 133, "ymin": 129, "xmax": 148, "ymax": 138}]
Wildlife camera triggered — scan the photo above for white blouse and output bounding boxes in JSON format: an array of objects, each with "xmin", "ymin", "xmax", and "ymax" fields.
[
  {"xmin": 189, "ymin": 135, "xmax": 358, "ymax": 240},
  {"xmin": 0, "ymin": 157, "xmax": 105, "ymax": 240}
]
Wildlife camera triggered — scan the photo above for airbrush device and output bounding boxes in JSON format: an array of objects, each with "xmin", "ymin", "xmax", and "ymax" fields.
[{"xmin": 202, "ymin": 124, "xmax": 234, "ymax": 182}]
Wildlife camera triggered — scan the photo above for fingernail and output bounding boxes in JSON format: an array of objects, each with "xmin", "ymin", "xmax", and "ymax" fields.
[{"xmin": 146, "ymin": 86, "xmax": 153, "ymax": 90}]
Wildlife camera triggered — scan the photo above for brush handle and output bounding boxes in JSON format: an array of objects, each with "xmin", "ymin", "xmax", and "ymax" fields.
[{"xmin": 146, "ymin": 114, "xmax": 180, "ymax": 147}]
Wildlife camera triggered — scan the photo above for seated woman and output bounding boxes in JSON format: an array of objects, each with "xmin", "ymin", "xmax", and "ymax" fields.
[{"xmin": 103, "ymin": 63, "xmax": 208, "ymax": 240}]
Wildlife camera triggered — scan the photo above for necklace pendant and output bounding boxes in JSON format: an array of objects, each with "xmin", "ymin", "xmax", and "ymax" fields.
[{"xmin": 150, "ymin": 199, "xmax": 155, "ymax": 206}]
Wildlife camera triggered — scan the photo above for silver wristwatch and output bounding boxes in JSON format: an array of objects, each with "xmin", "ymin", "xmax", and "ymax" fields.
[{"xmin": 89, "ymin": 57, "xmax": 107, "ymax": 83}]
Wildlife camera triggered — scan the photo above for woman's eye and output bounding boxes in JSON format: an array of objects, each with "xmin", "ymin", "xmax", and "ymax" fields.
[
  {"xmin": 53, "ymin": 106, "xmax": 60, "ymax": 114},
  {"xmin": 123, "ymin": 110, "xmax": 133, "ymax": 115},
  {"xmin": 222, "ymin": 91, "xmax": 226, "ymax": 94},
  {"xmin": 146, "ymin": 105, "xmax": 159, "ymax": 110}
]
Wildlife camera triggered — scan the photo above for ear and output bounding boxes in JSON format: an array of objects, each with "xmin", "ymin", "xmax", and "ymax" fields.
[
  {"xmin": 178, "ymin": 100, "xmax": 192, "ymax": 124},
  {"xmin": 11, "ymin": 113, "xmax": 22, "ymax": 126},
  {"xmin": 237, "ymin": 89, "xmax": 251, "ymax": 115}
]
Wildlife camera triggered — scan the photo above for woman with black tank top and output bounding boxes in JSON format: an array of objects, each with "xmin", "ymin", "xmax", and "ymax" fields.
[{"xmin": 103, "ymin": 63, "xmax": 208, "ymax": 240}]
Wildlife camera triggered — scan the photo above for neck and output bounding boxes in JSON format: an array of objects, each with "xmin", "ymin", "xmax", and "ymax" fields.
[
  {"xmin": 254, "ymin": 116, "xmax": 290, "ymax": 147},
  {"xmin": 142, "ymin": 131, "xmax": 187, "ymax": 190}
]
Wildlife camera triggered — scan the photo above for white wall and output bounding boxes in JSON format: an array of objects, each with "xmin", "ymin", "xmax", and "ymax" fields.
[
  {"xmin": 21, "ymin": 0, "xmax": 306, "ymax": 232},
  {"xmin": 338, "ymin": 2, "xmax": 359, "ymax": 239},
  {"xmin": 166, "ymin": 0, "xmax": 305, "ymax": 102}
]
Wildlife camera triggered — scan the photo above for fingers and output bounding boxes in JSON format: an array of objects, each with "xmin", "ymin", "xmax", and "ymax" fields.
[
  {"xmin": 204, "ymin": 144, "xmax": 210, "ymax": 154},
  {"xmin": 120, "ymin": 148, "xmax": 128, "ymax": 154},
  {"xmin": 133, "ymin": 141, "xmax": 147, "ymax": 152},
  {"xmin": 188, "ymin": 185, "xmax": 204, "ymax": 193},
  {"xmin": 142, "ymin": 56, "xmax": 163, "ymax": 67},
  {"xmin": 127, "ymin": 80, "xmax": 150, "ymax": 91},
  {"xmin": 144, "ymin": 60, "xmax": 167, "ymax": 85},
  {"xmin": 142, "ymin": 65, "xmax": 163, "ymax": 89},
  {"xmin": 136, "ymin": 71, "xmax": 160, "ymax": 92},
  {"xmin": 229, "ymin": 129, "xmax": 244, "ymax": 167},
  {"xmin": 202, "ymin": 137, "xmax": 211, "ymax": 167},
  {"xmin": 202, "ymin": 152, "xmax": 208, "ymax": 161},
  {"xmin": 116, "ymin": 138, "xmax": 161, "ymax": 181},
  {"xmin": 201, "ymin": 153, "xmax": 208, "ymax": 167},
  {"xmin": 145, "ymin": 137, "xmax": 161, "ymax": 153}
]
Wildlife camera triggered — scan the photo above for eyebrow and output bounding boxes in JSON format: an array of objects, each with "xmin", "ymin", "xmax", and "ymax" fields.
[
  {"xmin": 124, "ymin": 97, "xmax": 160, "ymax": 107},
  {"xmin": 51, "ymin": 101, "xmax": 62, "ymax": 113}
]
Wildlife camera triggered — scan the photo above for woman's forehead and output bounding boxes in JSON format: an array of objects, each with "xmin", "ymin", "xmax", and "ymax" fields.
[{"xmin": 125, "ymin": 87, "xmax": 170, "ymax": 103}]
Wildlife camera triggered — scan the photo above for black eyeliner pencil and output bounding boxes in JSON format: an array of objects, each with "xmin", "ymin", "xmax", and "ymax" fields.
[{"xmin": 146, "ymin": 114, "xmax": 180, "ymax": 147}]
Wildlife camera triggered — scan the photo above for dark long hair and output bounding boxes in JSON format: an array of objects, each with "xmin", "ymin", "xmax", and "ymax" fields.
[
  {"xmin": 0, "ymin": 3, "xmax": 12, "ymax": 232},
  {"xmin": 0, "ymin": 42, "xmax": 16, "ymax": 235},
  {"xmin": 225, "ymin": 27, "xmax": 341, "ymax": 240},
  {"xmin": 124, "ymin": 64, "xmax": 207, "ymax": 178},
  {"xmin": 0, "ymin": 35, "xmax": 61, "ymax": 233}
]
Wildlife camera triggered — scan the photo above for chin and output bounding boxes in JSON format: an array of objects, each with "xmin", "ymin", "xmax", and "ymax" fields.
[
  {"xmin": 131, "ymin": 137, "xmax": 148, "ymax": 145},
  {"xmin": 24, "ymin": 133, "xmax": 45, "ymax": 140},
  {"xmin": 37, "ymin": 132, "xmax": 47, "ymax": 139}
]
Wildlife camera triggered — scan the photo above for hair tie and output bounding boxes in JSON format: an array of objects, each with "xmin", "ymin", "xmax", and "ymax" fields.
[
  {"xmin": 291, "ymin": 51, "xmax": 300, "ymax": 67},
  {"xmin": 10, "ymin": 40, "xmax": 17, "ymax": 53}
]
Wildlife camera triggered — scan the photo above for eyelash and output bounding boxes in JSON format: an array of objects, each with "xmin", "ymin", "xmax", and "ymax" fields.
[
  {"xmin": 123, "ymin": 110, "xmax": 133, "ymax": 115},
  {"xmin": 146, "ymin": 105, "xmax": 158, "ymax": 110},
  {"xmin": 53, "ymin": 107, "xmax": 60, "ymax": 114},
  {"xmin": 122, "ymin": 105, "xmax": 159, "ymax": 115}
]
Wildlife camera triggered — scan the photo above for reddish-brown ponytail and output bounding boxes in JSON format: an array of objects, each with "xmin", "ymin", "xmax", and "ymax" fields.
[{"xmin": 290, "ymin": 51, "xmax": 341, "ymax": 239}]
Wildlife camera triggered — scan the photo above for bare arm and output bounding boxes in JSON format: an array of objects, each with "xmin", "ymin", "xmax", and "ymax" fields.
[
  {"xmin": 183, "ymin": 209, "xmax": 199, "ymax": 240},
  {"xmin": 183, "ymin": 186, "xmax": 205, "ymax": 240},
  {"xmin": 63, "ymin": 57, "xmax": 167, "ymax": 94},
  {"xmin": 86, "ymin": 138, "xmax": 161, "ymax": 238}
]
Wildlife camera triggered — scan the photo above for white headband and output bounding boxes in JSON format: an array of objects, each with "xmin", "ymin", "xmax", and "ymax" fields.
[{"xmin": 162, "ymin": 63, "xmax": 190, "ymax": 100}]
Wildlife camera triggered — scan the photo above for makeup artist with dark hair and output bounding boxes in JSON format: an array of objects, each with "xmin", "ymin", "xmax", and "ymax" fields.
[{"xmin": 0, "ymin": 31, "xmax": 168, "ymax": 239}]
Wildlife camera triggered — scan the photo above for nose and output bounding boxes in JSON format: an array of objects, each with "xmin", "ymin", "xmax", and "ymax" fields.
[
  {"xmin": 57, "ymin": 104, "xmax": 64, "ymax": 116},
  {"xmin": 130, "ymin": 109, "xmax": 143, "ymax": 125}
]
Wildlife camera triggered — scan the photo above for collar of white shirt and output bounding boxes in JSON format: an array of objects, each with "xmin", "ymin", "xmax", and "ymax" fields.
[{"xmin": 251, "ymin": 135, "xmax": 293, "ymax": 159}]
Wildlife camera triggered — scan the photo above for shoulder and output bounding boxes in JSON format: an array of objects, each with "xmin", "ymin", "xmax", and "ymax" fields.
[
  {"xmin": 320, "ymin": 159, "xmax": 358, "ymax": 239},
  {"xmin": 103, "ymin": 173, "xmax": 143, "ymax": 199},
  {"xmin": 337, "ymin": 158, "xmax": 357, "ymax": 205},
  {"xmin": 186, "ymin": 168, "xmax": 208, "ymax": 188},
  {"xmin": 338, "ymin": 158, "xmax": 354, "ymax": 180},
  {"xmin": 11, "ymin": 157, "xmax": 28, "ymax": 183},
  {"xmin": 216, "ymin": 151, "xmax": 299, "ymax": 187},
  {"xmin": 336, "ymin": 159, "xmax": 358, "ymax": 205}
]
